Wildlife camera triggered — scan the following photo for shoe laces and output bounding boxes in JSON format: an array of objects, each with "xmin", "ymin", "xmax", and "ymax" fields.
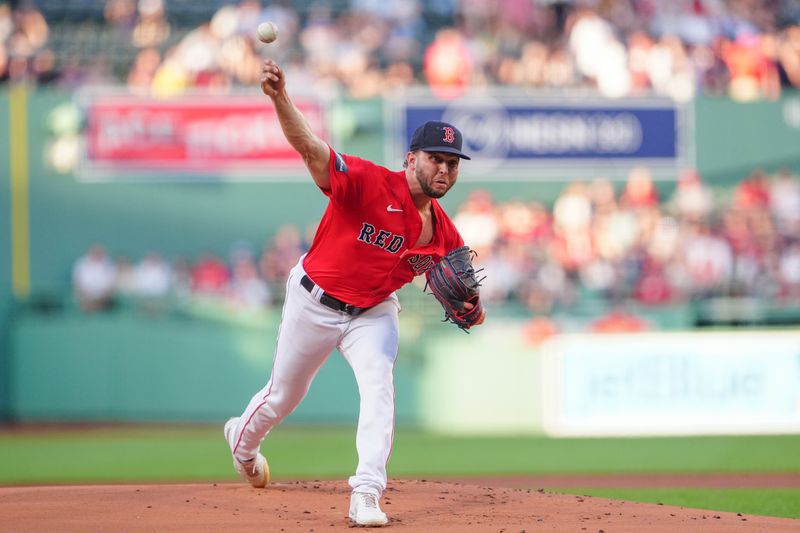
[
  {"xmin": 358, "ymin": 493, "xmax": 379, "ymax": 509},
  {"xmin": 240, "ymin": 458, "xmax": 258, "ymax": 476}
]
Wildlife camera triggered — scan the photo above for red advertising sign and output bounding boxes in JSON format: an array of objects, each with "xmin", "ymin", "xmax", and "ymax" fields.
[{"xmin": 83, "ymin": 95, "xmax": 328, "ymax": 178}]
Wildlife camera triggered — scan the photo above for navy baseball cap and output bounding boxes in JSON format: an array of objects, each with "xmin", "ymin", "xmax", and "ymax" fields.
[{"xmin": 408, "ymin": 121, "xmax": 471, "ymax": 160}]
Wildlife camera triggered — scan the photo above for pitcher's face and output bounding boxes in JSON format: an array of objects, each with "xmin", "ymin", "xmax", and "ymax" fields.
[{"xmin": 413, "ymin": 151, "xmax": 460, "ymax": 198}]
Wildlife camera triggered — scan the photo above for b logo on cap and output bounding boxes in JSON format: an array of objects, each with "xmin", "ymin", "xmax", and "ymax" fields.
[{"xmin": 442, "ymin": 127, "xmax": 455, "ymax": 144}]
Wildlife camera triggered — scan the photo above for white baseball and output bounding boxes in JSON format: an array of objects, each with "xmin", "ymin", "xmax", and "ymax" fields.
[{"xmin": 257, "ymin": 21, "xmax": 278, "ymax": 43}]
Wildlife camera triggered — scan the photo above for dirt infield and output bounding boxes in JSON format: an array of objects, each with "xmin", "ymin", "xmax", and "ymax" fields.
[{"xmin": 1, "ymin": 478, "xmax": 798, "ymax": 532}]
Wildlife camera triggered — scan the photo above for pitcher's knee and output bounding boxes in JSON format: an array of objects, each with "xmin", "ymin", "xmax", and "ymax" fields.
[{"xmin": 259, "ymin": 390, "xmax": 306, "ymax": 422}]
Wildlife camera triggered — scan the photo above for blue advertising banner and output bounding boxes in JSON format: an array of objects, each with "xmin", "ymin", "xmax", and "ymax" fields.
[{"xmin": 394, "ymin": 93, "xmax": 691, "ymax": 180}]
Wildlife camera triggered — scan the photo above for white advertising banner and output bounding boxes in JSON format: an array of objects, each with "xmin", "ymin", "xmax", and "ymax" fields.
[{"xmin": 541, "ymin": 332, "xmax": 800, "ymax": 437}]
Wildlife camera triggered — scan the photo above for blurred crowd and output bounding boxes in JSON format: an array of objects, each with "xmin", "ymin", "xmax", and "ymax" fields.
[
  {"xmin": 2, "ymin": 0, "xmax": 800, "ymax": 100},
  {"xmin": 72, "ymin": 167, "xmax": 800, "ymax": 323},
  {"xmin": 72, "ymin": 224, "xmax": 308, "ymax": 314},
  {"xmin": 460, "ymin": 166, "xmax": 800, "ymax": 316}
]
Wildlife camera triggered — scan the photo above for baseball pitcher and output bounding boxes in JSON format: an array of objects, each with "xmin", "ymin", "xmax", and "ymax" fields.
[{"xmin": 224, "ymin": 57, "xmax": 486, "ymax": 527}]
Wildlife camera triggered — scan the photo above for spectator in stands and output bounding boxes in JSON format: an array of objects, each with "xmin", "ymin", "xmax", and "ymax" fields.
[
  {"xmin": 720, "ymin": 207, "xmax": 763, "ymax": 299},
  {"xmin": 258, "ymin": 224, "xmax": 305, "ymax": 301},
  {"xmin": 131, "ymin": 0, "xmax": 170, "ymax": 49},
  {"xmin": 680, "ymin": 221, "xmax": 735, "ymax": 298},
  {"xmin": 777, "ymin": 25, "xmax": 800, "ymax": 87},
  {"xmin": 647, "ymin": 34, "xmax": 697, "ymax": 102},
  {"xmin": 523, "ymin": 257, "xmax": 576, "ymax": 314},
  {"xmin": 14, "ymin": 3, "xmax": 48, "ymax": 51},
  {"xmin": 721, "ymin": 32, "xmax": 781, "ymax": 101},
  {"xmin": 6, "ymin": 0, "xmax": 800, "ymax": 100},
  {"xmin": 72, "ymin": 244, "xmax": 118, "ymax": 312},
  {"xmin": 593, "ymin": 201, "xmax": 638, "ymax": 264},
  {"xmin": 551, "ymin": 181, "xmax": 593, "ymax": 272},
  {"xmin": 423, "ymin": 28, "xmax": 473, "ymax": 98},
  {"xmin": 734, "ymin": 168, "xmax": 772, "ymax": 211},
  {"xmin": 0, "ymin": 41, "xmax": 7, "ymax": 83},
  {"xmin": 669, "ymin": 168, "xmax": 714, "ymax": 222},
  {"xmin": 477, "ymin": 241, "xmax": 525, "ymax": 305},
  {"xmin": 174, "ymin": 21, "xmax": 229, "ymax": 92},
  {"xmin": 646, "ymin": 215, "xmax": 681, "ymax": 266},
  {"xmin": 0, "ymin": 4, "xmax": 11, "ymax": 44},
  {"xmin": 4, "ymin": 34, "xmax": 32, "ymax": 83},
  {"xmin": 626, "ymin": 30, "xmax": 654, "ymax": 94},
  {"xmin": 126, "ymin": 47, "xmax": 160, "ymax": 92},
  {"xmin": 769, "ymin": 167, "xmax": 800, "ymax": 236},
  {"xmin": 133, "ymin": 251, "xmax": 172, "ymax": 300},
  {"xmin": 567, "ymin": 7, "xmax": 631, "ymax": 98},
  {"xmin": 621, "ymin": 166, "xmax": 660, "ymax": 210},
  {"xmin": 228, "ymin": 255, "xmax": 272, "ymax": 311},
  {"xmin": 579, "ymin": 255, "xmax": 618, "ymax": 299},
  {"xmin": 777, "ymin": 239, "xmax": 800, "ymax": 299},
  {"xmin": 452, "ymin": 189, "xmax": 499, "ymax": 258},
  {"xmin": 496, "ymin": 200, "xmax": 552, "ymax": 248},
  {"xmin": 634, "ymin": 259, "xmax": 674, "ymax": 305},
  {"xmin": 191, "ymin": 252, "xmax": 230, "ymax": 295},
  {"xmin": 150, "ymin": 46, "xmax": 189, "ymax": 96}
]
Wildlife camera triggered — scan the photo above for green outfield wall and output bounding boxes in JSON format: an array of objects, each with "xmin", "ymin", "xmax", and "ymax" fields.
[
  {"xmin": 5, "ymin": 300, "xmax": 542, "ymax": 430},
  {"xmin": 7, "ymin": 305, "xmax": 423, "ymax": 425},
  {"xmin": 694, "ymin": 93, "xmax": 800, "ymax": 183},
  {"xmin": 1, "ymin": 89, "xmax": 14, "ymax": 420}
]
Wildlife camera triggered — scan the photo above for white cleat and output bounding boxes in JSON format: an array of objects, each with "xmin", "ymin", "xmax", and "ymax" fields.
[
  {"xmin": 349, "ymin": 491, "xmax": 388, "ymax": 527},
  {"xmin": 223, "ymin": 417, "xmax": 269, "ymax": 488}
]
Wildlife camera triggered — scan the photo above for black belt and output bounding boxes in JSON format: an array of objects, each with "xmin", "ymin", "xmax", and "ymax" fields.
[{"xmin": 300, "ymin": 275, "xmax": 371, "ymax": 316}]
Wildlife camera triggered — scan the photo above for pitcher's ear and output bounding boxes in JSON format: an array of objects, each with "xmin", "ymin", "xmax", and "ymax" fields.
[{"xmin": 405, "ymin": 151, "xmax": 416, "ymax": 170}]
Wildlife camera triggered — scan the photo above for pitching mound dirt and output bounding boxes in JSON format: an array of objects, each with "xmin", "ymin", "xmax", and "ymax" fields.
[{"xmin": 1, "ymin": 479, "xmax": 797, "ymax": 532}]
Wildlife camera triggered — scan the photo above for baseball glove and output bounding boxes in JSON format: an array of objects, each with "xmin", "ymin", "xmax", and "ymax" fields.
[{"xmin": 425, "ymin": 246, "xmax": 485, "ymax": 332}]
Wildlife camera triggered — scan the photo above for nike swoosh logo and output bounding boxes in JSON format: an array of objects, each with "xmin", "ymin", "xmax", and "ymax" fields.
[{"xmin": 386, "ymin": 204, "xmax": 403, "ymax": 212}]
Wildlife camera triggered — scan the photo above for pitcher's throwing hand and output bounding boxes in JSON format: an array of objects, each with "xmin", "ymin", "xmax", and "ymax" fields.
[{"xmin": 260, "ymin": 59, "xmax": 285, "ymax": 97}]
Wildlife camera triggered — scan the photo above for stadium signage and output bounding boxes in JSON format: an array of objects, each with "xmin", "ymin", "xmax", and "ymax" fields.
[
  {"xmin": 395, "ymin": 93, "xmax": 690, "ymax": 179},
  {"xmin": 80, "ymin": 94, "xmax": 328, "ymax": 180},
  {"xmin": 541, "ymin": 332, "xmax": 800, "ymax": 436}
]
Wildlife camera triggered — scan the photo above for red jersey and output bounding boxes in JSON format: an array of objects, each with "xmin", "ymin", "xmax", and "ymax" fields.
[{"xmin": 303, "ymin": 147, "xmax": 464, "ymax": 308}]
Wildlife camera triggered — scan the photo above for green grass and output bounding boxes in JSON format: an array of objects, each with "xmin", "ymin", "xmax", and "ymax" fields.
[
  {"xmin": 390, "ymin": 432, "xmax": 800, "ymax": 476},
  {"xmin": 0, "ymin": 426, "xmax": 356, "ymax": 484},
  {"xmin": 554, "ymin": 488, "xmax": 800, "ymax": 519},
  {"xmin": 2, "ymin": 426, "xmax": 799, "ymax": 518},
  {"xmin": 1, "ymin": 426, "xmax": 799, "ymax": 485}
]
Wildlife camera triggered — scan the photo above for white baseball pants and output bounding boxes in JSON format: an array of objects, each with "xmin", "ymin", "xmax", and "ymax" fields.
[{"xmin": 228, "ymin": 259, "xmax": 400, "ymax": 497}]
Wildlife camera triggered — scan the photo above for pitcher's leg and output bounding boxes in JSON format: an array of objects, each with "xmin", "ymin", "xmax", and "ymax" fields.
[
  {"xmin": 339, "ymin": 299, "xmax": 400, "ymax": 497},
  {"xmin": 229, "ymin": 272, "xmax": 341, "ymax": 462}
]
